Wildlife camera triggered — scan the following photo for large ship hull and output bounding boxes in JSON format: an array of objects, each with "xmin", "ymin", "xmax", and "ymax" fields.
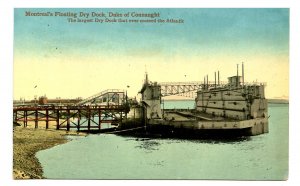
[{"xmin": 147, "ymin": 116, "xmax": 268, "ymax": 136}]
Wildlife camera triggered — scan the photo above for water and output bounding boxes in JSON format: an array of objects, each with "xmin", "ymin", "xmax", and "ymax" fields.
[
  {"xmin": 36, "ymin": 102, "xmax": 288, "ymax": 180},
  {"xmin": 71, "ymin": 116, "xmax": 112, "ymax": 129}
]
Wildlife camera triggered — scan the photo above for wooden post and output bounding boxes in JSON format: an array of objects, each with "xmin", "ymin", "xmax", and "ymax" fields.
[
  {"xmin": 23, "ymin": 111, "xmax": 26, "ymax": 128},
  {"xmin": 56, "ymin": 109, "xmax": 60, "ymax": 130},
  {"xmin": 25, "ymin": 110, "xmax": 28, "ymax": 127},
  {"xmin": 98, "ymin": 109, "xmax": 101, "ymax": 131},
  {"xmin": 35, "ymin": 110, "xmax": 38, "ymax": 129},
  {"xmin": 14, "ymin": 111, "xmax": 17, "ymax": 124},
  {"xmin": 77, "ymin": 109, "xmax": 81, "ymax": 131},
  {"xmin": 46, "ymin": 109, "xmax": 49, "ymax": 129},
  {"xmin": 88, "ymin": 107, "xmax": 91, "ymax": 131},
  {"xmin": 67, "ymin": 108, "xmax": 70, "ymax": 131}
]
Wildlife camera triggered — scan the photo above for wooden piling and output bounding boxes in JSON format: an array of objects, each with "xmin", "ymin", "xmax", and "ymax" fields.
[
  {"xmin": 25, "ymin": 110, "xmax": 27, "ymax": 127},
  {"xmin": 98, "ymin": 109, "xmax": 101, "ymax": 131},
  {"xmin": 46, "ymin": 109, "xmax": 49, "ymax": 129},
  {"xmin": 88, "ymin": 107, "xmax": 91, "ymax": 131},
  {"xmin": 14, "ymin": 111, "xmax": 18, "ymax": 125},
  {"xmin": 56, "ymin": 109, "xmax": 60, "ymax": 130},
  {"xmin": 35, "ymin": 110, "xmax": 38, "ymax": 129},
  {"xmin": 23, "ymin": 111, "xmax": 26, "ymax": 128},
  {"xmin": 77, "ymin": 109, "xmax": 81, "ymax": 131},
  {"xmin": 67, "ymin": 108, "xmax": 70, "ymax": 131}
]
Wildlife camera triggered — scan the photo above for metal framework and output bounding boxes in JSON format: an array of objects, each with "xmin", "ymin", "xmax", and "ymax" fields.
[
  {"xmin": 159, "ymin": 81, "xmax": 266, "ymax": 98},
  {"xmin": 159, "ymin": 81, "xmax": 219, "ymax": 97}
]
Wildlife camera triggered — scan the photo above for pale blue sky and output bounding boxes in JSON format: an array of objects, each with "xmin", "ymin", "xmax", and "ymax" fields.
[{"xmin": 14, "ymin": 8, "xmax": 289, "ymax": 59}]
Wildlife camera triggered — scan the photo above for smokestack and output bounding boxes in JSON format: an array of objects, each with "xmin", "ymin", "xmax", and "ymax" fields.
[
  {"xmin": 145, "ymin": 72, "xmax": 149, "ymax": 85},
  {"xmin": 204, "ymin": 76, "xmax": 206, "ymax": 90},
  {"xmin": 207, "ymin": 75, "xmax": 208, "ymax": 90},
  {"xmin": 242, "ymin": 62, "xmax": 244, "ymax": 86},
  {"xmin": 214, "ymin": 72, "xmax": 216, "ymax": 88}
]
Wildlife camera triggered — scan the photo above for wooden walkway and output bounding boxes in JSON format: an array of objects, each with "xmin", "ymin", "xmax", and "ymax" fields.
[{"xmin": 13, "ymin": 105, "xmax": 129, "ymax": 132}]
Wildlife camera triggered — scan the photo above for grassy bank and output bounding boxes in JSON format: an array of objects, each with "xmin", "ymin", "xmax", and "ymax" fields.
[{"xmin": 13, "ymin": 126, "xmax": 86, "ymax": 179}]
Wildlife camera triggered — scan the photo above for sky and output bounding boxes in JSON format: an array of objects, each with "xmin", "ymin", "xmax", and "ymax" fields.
[{"xmin": 13, "ymin": 8, "xmax": 289, "ymax": 100}]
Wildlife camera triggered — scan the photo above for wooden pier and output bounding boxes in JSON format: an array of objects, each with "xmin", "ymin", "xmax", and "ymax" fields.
[{"xmin": 13, "ymin": 105, "xmax": 128, "ymax": 132}]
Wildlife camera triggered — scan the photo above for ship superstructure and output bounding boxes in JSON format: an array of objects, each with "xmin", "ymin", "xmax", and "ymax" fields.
[{"xmin": 196, "ymin": 67, "xmax": 268, "ymax": 121}]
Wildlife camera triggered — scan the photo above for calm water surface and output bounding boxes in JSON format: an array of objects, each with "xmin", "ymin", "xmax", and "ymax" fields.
[{"xmin": 36, "ymin": 102, "xmax": 288, "ymax": 180}]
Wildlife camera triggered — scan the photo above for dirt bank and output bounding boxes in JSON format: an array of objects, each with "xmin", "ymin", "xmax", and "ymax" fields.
[{"xmin": 13, "ymin": 125, "xmax": 86, "ymax": 179}]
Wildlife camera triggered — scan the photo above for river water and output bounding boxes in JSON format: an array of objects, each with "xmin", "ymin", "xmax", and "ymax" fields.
[{"xmin": 36, "ymin": 101, "xmax": 288, "ymax": 180}]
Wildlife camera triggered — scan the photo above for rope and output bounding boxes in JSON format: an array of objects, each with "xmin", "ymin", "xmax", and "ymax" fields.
[{"xmin": 103, "ymin": 126, "xmax": 145, "ymax": 134}]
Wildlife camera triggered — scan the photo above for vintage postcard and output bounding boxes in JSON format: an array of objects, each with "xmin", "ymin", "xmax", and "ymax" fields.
[{"xmin": 13, "ymin": 8, "xmax": 289, "ymax": 180}]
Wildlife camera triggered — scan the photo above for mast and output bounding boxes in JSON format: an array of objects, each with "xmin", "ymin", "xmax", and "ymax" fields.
[
  {"xmin": 218, "ymin": 71, "xmax": 220, "ymax": 86},
  {"xmin": 236, "ymin": 64, "xmax": 239, "ymax": 87},
  {"xmin": 206, "ymin": 75, "xmax": 208, "ymax": 90},
  {"xmin": 242, "ymin": 62, "xmax": 244, "ymax": 86}
]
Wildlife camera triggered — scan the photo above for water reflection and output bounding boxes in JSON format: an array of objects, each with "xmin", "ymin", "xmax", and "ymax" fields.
[{"xmin": 135, "ymin": 139, "xmax": 160, "ymax": 151}]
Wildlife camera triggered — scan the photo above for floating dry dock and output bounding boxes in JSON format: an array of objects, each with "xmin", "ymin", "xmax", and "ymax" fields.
[{"xmin": 141, "ymin": 64, "xmax": 268, "ymax": 136}]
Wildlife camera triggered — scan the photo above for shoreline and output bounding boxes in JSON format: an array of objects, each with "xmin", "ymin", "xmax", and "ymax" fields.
[{"xmin": 13, "ymin": 125, "xmax": 86, "ymax": 179}]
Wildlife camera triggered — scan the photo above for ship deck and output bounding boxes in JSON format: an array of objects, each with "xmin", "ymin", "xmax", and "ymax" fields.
[{"xmin": 164, "ymin": 111, "xmax": 237, "ymax": 122}]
